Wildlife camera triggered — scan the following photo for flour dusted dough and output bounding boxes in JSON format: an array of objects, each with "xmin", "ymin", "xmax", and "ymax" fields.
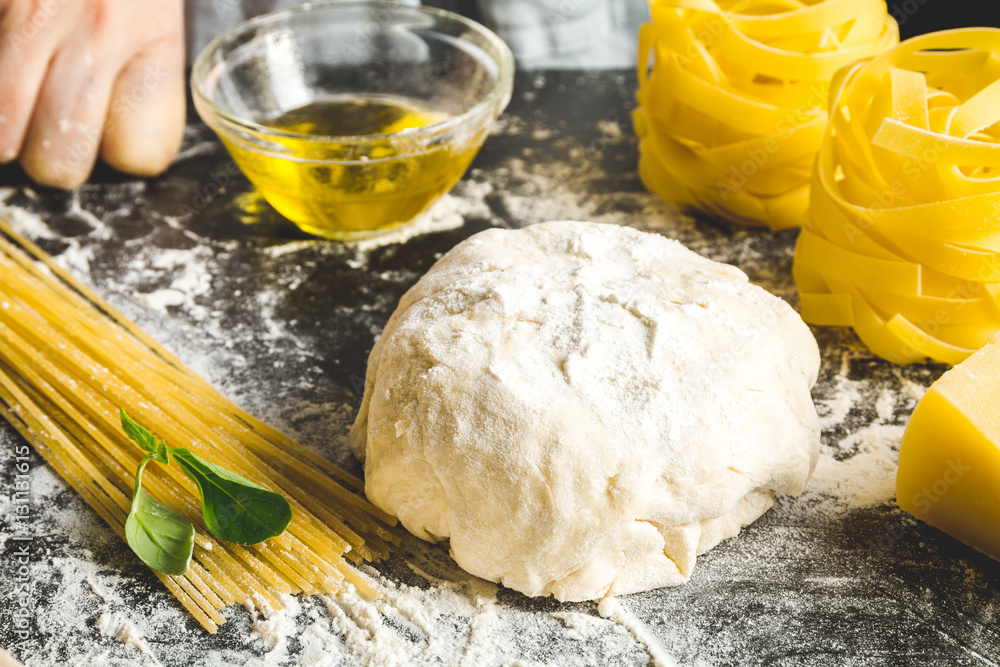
[{"xmin": 350, "ymin": 221, "xmax": 821, "ymax": 601}]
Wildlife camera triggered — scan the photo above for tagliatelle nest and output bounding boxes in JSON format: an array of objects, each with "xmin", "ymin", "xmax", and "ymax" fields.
[
  {"xmin": 794, "ymin": 28, "xmax": 1000, "ymax": 365},
  {"xmin": 634, "ymin": 0, "xmax": 898, "ymax": 230}
]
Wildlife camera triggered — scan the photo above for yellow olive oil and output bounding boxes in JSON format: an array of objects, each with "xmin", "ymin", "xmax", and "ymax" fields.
[
  {"xmin": 272, "ymin": 97, "xmax": 440, "ymax": 136},
  {"xmin": 222, "ymin": 96, "xmax": 483, "ymax": 240}
]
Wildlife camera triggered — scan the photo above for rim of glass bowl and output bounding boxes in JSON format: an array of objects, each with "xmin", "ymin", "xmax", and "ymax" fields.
[{"xmin": 191, "ymin": 2, "xmax": 515, "ymax": 152}]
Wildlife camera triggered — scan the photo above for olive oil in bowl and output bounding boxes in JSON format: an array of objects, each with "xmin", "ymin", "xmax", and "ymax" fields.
[
  {"xmin": 222, "ymin": 96, "xmax": 484, "ymax": 240},
  {"xmin": 191, "ymin": 4, "xmax": 514, "ymax": 241}
]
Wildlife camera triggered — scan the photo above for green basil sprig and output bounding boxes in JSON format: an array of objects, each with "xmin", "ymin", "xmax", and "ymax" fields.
[
  {"xmin": 124, "ymin": 443, "xmax": 194, "ymax": 576},
  {"xmin": 120, "ymin": 410, "xmax": 292, "ymax": 575},
  {"xmin": 169, "ymin": 449, "xmax": 292, "ymax": 545}
]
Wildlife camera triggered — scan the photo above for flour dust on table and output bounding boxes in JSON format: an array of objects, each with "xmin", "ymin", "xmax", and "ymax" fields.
[{"xmin": 3, "ymin": 69, "xmax": 997, "ymax": 666}]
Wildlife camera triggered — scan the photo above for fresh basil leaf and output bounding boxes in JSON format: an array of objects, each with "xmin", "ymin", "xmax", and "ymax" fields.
[
  {"xmin": 151, "ymin": 440, "xmax": 170, "ymax": 465},
  {"xmin": 125, "ymin": 453, "xmax": 194, "ymax": 576},
  {"xmin": 169, "ymin": 448, "xmax": 292, "ymax": 545},
  {"xmin": 117, "ymin": 411, "xmax": 291, "ymax": 553},
  {"xmin": 120, "ymin": 409, "xmax": 163, "ymax": 454}
]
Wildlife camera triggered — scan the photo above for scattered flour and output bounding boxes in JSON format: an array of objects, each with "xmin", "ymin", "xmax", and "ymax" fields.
[
  {"xmin": 549, "ymin": 611, "xmax": 611, "ymax": 636},
  {"xmin": 817, "ymin": 352, "xmax": 865, "ymax": 429},
  {"xmin": 95, "ymin": 613, "xmax": 151, "ymax": 656},
  {"xmin": 86, "ymin": 577, "xmax": 113, "ymax": 603},
  {"xmin": 0, "ymin": 203, "xmax": 59, "ymax": 240},
  {"xmin": 0, "ymin": 110, "xmax": 945, "ymax": 666},
  {"xmin": 346, "ymin": 190, "xmax": 472, "ymax": 253},
  {"xmin": 598, "ymin": 598, "xmax": 678, "ymax": 667},
  {"xmin": 248, "ymin": 594, "xmax": 302, "ymax": 666},
  {"xmin": 596, "ymin": 119, "xmax": 624, "ymax": 140},
  {"xmin": 296, "ymin": 543, "xmax": 649, "ymax": 667},
  {"xmin": 136, "ymin": 248, "xmax": 215, "ymax": 317},
  {"xmin": 895, "ymin": 370, "xmax": 928, "ymax": 405},
  {"xmin": 243, "ymin": 184, "xmax": 483, "ymax": 263},
  {"xmin": 68, "ymin": 190, "xmax": 109, "ymax": 236},
  {"xmin": 805, "ymin": 424, "xmax": 906, "ymax": 513},
  {"xmin": 875, "ymin": 389, "xmax": 897, "ymax": 423}
]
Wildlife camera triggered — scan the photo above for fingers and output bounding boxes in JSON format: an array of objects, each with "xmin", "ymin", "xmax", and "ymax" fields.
[
  {"xmin": 18, "ymin": 42, "xmax": 117, "ymax": 189},
  {"xmin": 100, "ymin": 34, "xmax": 186, "ymax": 178},
  {"xmin": 1, "ymin": 0, "xmax": 186, "ymax": 187},
  {"xmin": 0, "ymin": 1, "xmax": 73, "ymax": 164}
]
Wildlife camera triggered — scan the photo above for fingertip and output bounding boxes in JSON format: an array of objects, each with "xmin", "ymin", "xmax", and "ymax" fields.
[
  {"xmin": 19, "ymin": 152, "xmax": 91, "ymax": 190},
  {"xmin": 101, "ymin": 124, "xmax": 184, "ymax": 177},
  {"xmin": 19, "ymin": 136, "xmax": 93, "ymax": 188},
  {"xmin": 101, "ymin": 42, "xmax": 186, "ymax": 178}
]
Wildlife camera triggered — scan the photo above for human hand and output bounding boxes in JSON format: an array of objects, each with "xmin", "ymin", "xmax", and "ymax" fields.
[{"xmin": 0, "ymin": 0, "xmax": 186, "ymax": 189}]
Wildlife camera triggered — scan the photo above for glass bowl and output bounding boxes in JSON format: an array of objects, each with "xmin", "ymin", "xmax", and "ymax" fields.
[{"xmin": 191, "ymin": 2, "xmax": 514, "ymax": 241}]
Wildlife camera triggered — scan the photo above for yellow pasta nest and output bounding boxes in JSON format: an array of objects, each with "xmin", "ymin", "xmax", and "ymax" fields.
[
  {"xmin": 634, "ymin": 0, "xmax": 898, "ymax": 229},
  {"xmin": 794, "ymin": 28, "xmax": 1000, "ymax": 366}
]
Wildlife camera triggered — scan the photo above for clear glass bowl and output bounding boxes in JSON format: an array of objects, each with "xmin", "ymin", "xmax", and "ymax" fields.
[{"xmin": 191, "ymin": 3, "xmax": 514, "ymax": 241}]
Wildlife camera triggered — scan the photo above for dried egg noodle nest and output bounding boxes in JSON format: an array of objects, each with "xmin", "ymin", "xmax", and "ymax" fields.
[
  {"xmin": 634, "ymin": 0, "xmax": 898, "ymax": 230},
  {"xmin": 794, "ymin": 28, "xmax": 1000, "ymax": 366},
  {"xmin": 351, "ymin": 221, "xmax": 821, "ymax": 601}
]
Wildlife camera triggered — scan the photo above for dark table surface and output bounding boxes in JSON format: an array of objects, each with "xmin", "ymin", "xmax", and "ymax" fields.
[{"xmin": 1, "ymin": 69, "xmax": 999, "ymax": 666}]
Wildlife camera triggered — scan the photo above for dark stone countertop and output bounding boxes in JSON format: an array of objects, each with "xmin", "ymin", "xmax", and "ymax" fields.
[{"xmin": 1, "ymin": 70, "xmax": 999, "ymax": 666}]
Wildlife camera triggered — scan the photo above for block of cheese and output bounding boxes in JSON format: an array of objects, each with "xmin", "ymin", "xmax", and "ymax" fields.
[{"xmin": 897, "ymin": 338, "xmax": 1000, "ymax": 559}]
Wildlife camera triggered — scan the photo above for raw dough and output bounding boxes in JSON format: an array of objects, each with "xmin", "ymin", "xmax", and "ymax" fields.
[{"xmin": 350, "ymin": 221, "xmax": 821, "ymax": 601}]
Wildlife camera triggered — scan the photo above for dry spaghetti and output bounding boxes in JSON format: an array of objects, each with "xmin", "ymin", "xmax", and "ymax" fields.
[
  {"xmin": 0, "ymin": 215, "xmax": 401, "ymax": 633},
  {"xmin": 794, "ymin": 28, "xmax": 1000, "ymax": 365},
  {"xmin": 635, "ymin": 0, "xmax": 898, "ymax": 229}
]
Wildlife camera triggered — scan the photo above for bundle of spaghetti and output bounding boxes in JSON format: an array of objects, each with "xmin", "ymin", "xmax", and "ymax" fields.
[
  {"xmin": 0, "ymin": 214, "xmax": 402, "ymax": 633},
  {"xmin": 794, "ymin": 28, "xmax": 1000, "ymax": 366},
  {"xmin": 634, "ymin": 0, "xmax": 898, "ymax": 229}
]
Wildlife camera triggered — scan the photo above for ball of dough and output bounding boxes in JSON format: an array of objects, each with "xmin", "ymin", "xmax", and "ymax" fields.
[{"xmin": 350, "ymin": 221, "xmax": 820, "ymax": 601}]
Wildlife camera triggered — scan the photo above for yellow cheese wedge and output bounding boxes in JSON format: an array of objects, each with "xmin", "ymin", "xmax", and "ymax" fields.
[{"xmin": 897, "ymin": 337, "xmax": 1000, "ymax": 559}]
